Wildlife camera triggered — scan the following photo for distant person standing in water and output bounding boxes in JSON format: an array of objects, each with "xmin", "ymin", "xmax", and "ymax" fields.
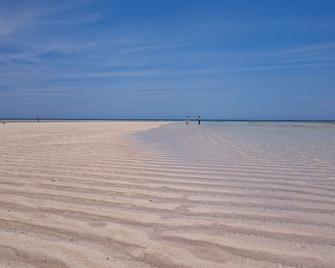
[
  {"xmin": 198, "ymin": 115, "xmax": 201, "ymax": 125},
  {"xmin": 186, "ymin": 116, "xmax": 189, "ymax": 125}
]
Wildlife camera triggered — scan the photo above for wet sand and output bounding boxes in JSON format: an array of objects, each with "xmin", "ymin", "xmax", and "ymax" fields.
[{"xmin": 0, "ymin": 121, "xmax": 334, "ymax": 268}]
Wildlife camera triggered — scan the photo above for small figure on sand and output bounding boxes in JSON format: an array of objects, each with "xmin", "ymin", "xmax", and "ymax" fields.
[
  {"xmin": 186, "ymin": 116, "xmax": 189, "ymax": 125},
  {"xmin": 37, "ymin": 115, "xmax": 40, "ymax": 123},
  {"xmin": 198, "ymin": 115, "xmax": 201, "ymax": 125}
]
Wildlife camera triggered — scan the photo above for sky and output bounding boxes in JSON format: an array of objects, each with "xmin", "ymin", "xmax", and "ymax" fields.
[{"xmin": 0, "ymin": 0, "xmax": 335, "ymax": 120}]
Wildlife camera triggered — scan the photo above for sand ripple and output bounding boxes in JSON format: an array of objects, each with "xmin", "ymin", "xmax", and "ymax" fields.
[{"xmin": 0, "ymin": 122, "xmax": 334, "ymax": 268}]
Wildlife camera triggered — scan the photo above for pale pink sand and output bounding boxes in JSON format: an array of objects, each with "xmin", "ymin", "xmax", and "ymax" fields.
[{"xmin": 0, "ymin": 122, "xmax": 334, "ymax": 268}]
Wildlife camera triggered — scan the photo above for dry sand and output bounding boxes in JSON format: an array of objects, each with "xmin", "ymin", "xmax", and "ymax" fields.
[{"xmin": 0, "ymin": 121, "xmax": 334, "ymax": 268}]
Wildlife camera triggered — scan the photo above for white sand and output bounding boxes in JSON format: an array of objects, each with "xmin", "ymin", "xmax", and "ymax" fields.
[{"xmin": 0, "ymin": 121, "xmax": 334, "ymax": 268}]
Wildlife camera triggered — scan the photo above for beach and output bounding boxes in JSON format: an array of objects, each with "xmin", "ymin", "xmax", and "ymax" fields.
[{"xmin": 0, "ymin": 121, "xmax": 334, "ymax": 268}]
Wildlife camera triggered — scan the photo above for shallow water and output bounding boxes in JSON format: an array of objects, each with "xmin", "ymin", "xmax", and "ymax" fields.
[{"xmin": 136, "ymin": 122, "xmax": 335, "ymax": 164}]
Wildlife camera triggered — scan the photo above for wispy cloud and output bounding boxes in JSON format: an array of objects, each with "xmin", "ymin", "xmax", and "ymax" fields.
[
  {"xmin": 280, "ymin": 42, "xmax": 335, "ymax": 54},
  {"xmin": 1, "ymin": 0, "xmax": 335, "ymax": 118},
  {"xmin": 61, "ymin": 70, "xmax": 163, "ymax": 79}
]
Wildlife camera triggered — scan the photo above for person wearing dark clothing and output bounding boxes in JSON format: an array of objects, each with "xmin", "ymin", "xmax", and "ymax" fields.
[
  {"xmin": 198, "ymin": 116, "xmax": 201, "ymax": 125},
  {"xmin": 186, "ymin": 116, "xmax": 189, "ymax": 125}
]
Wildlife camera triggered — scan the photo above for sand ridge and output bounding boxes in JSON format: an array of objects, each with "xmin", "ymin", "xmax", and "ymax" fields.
[{"xmin": 0, "ymin": 122, "xmax": 334, "ymax": 267}]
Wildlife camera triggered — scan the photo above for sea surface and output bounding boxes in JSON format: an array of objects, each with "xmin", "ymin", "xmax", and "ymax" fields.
[{"xmin": 136, "ymin": 121, "xmax": 335, "ymax": 163}]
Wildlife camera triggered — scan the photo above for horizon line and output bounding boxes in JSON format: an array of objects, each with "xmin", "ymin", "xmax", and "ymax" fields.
[{"xmin": 1, "ymin": 118, "xmax": 335, "ymax": 123}]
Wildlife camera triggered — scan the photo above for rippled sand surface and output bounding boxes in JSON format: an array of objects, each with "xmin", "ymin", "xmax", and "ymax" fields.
[{"xmin": 0, "ymin": 121, "xmax": 335, "ymax": 268}]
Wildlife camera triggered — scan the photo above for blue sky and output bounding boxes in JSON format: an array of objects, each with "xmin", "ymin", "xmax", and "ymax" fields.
[{"xmin": 0, "ymin": 0, "xmax": 335, "ymax": 119}]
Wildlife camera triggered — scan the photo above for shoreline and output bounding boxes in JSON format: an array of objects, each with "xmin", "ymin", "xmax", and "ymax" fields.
[{"xmin": 1, "ymin": 119, "xmax": 335, "ymax": 123}]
